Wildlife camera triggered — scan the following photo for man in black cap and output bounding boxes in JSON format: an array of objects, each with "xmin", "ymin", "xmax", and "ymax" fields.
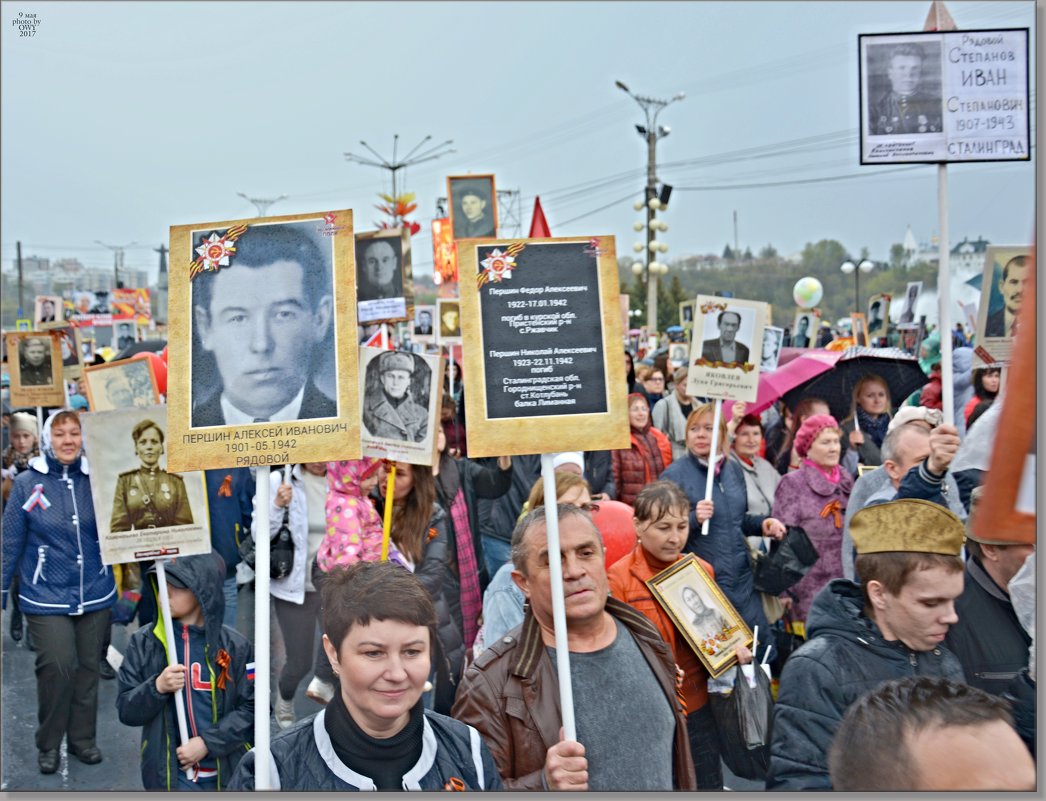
[{"xmin": 362, "ymin": 351, "xmax": 428, "ymax": 442}]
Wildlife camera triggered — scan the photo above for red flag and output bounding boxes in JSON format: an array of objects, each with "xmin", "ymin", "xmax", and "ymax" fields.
[{"xmin": 528, "ymin": 197, "xmax": 551, "ymax": 238}]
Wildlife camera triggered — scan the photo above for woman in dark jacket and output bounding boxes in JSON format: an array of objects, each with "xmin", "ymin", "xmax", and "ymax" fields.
[
  {"xmin": 839, "ymin": 374, "xmax": 892, "ymax": 469},
  {"xmin": 2, "ymin": 409, "xmax": 116, "ymax": 774},
  {"xmin": 376, "ymin": 461, "xmax": 462, "ymax": 715},
  {"xmin": 611, "ymin": 393, "xmax": 673, "ymax": 506},
  {"xmin": 661, "ymin": 404, "xmax": 785, "ymax": 660}
]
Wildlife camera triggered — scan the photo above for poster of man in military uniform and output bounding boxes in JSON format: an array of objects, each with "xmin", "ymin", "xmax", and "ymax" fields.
[
  {"xmin": 81, "ymin": 405, "xmax": 211, "ymax": 565},
  {"xmin": 868, "ymin": 41, "xmax": 942, "ymax": 136}
]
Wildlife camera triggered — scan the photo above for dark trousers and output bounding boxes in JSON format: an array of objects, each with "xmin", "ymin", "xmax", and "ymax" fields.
[
  {"xmin": 26, "ymin": 609, "xmax": 111, "ymax": 752},
  {"xmin": 687, "ymin": 703, "xmax": 724, "ymax": 790},
  {"xmin": 272, "ymin": 591, "xmax": 328, "ymax": 701}
]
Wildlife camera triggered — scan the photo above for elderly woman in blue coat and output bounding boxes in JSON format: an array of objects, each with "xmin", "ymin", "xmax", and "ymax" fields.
[
  {"xmin": 2, "ymin": 409, "xmax": 116, "ymax": 774},
  {"xmin": 661, "ymin": 403, "xmax": 786, "ymax": 661}
]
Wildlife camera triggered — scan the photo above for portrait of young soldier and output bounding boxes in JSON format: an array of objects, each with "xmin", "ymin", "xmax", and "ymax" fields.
[{"xmin": 361, "ymin": 350, "xmax": 430, "ymax": 443}]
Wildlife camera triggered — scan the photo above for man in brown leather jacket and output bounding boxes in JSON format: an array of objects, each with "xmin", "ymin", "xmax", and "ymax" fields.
[{"xmin": 452, "ymin": 504, "xmax": 696, "ymax": 791}]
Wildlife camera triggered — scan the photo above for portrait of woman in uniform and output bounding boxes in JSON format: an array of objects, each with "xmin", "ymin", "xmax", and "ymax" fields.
[{"xmin": 110, "ymin": 419, "xmax": 193, "ymax": 533}]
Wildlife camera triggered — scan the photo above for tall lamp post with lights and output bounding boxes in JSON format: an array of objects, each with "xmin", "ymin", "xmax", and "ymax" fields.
[
  {"xmin": 616, "ymin": 80, "xmax": 683, "ymax": 334},
  {"xmin": 840, "ymin": 258, "xmax": 876, "ymax": 319}
]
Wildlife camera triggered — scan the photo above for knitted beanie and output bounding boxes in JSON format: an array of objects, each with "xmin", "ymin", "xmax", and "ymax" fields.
[
  {"xmin": 10, "ymin": 411, "xmax": 38, "ymax": 438},
  {"xmin": 794, "ymin": 413, "xmax": 840, "ymax": 458}
]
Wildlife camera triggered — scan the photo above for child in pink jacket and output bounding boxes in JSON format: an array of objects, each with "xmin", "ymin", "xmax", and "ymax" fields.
[{"xmin": 317, "ymin": 458, "xmax": 405, "ymax": 571}]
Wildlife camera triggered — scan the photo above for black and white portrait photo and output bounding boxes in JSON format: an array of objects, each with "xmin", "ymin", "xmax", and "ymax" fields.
[
  {"xmin": 866, "ymin": 39, "xmax": 942, "ymax": 136},
  {"xmin": 34, "ymin": 295, "xmax": 62, "ymax": 325},
  {"xmin": 679, "ymin": 301, "xmax": 695, "ymax": 326},
  {"xmin": 792, "ymin": 311, "xmax": 817, "ymax": 349},
  {"xmin": 898, "ymin": 281, "xmax": 922, "ymax": 326},
  {"xmin": 114, "ymin": 319, "xmax": 137, "ymax": 352},
  {"xmin": 189, "ymin": 220, "xmax": 338, "ymax": 428},
  {"xmin": 437, "ymin": 299, "xmax": 462, "ymax": 342},
  {"xmin": 355, "ymin": 229, "xmax": 413, "ymax": 324},
  {"xmin": 84, "ymin": 359, "xmax": 160, "ymax": 412},
  {"xmin": 701, "ymin": 308, "xmax": 752, "ymax": 365},
  {"xmin": 760, "ymin": 326, "xmax": 784, "ymax": 371},
  {"xmin": 81, "ymin": 405, "xmax": 210, "ymax": 565},
  {"xmin": 448, "ymin": 175, "xmax": 498, "ymax": 240},
  {"xmin": 867, "ymin": 294, "xmax": 889, "ymax": 336},
  {"xmin": 18, "ymin": 336, "xmax": 55, "ymax": 387},
  {"xmin": 413, "ymin": 305, "xmax": 435, "ymax": 339}
]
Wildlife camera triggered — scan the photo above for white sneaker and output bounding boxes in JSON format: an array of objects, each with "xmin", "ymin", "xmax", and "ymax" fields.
[
  {"xmin": 274, "ymin": 695, "xmax": 295, "ymax": 729},
  {"xmin": 305, "ymin": 677, "xmax": 334, "ymax": 706}
]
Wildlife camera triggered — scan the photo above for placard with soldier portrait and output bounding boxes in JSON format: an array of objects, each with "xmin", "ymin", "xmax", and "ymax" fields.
[
  {"xmin": 437, "ymin": 298, "xmax": 462, "ymax": 343},
  {"xmin": 866, "ymin": 292, "xmax": 891, "ymax": 340},
  {"xmin": 34, "ymin": 294, "xmax": 63, "ymax": 325},
  {"xmin": 974, "ymin": 245, "xmax": 1030, "ymax": 365},
  {"xmin": 412, "ymin": 304, "xmax": 436, "ymax": 342},
  {"xmin": 355, "ymin": 228, "xmax": 413, "ymax": 324},
  {"xmin": 6, "ymin": 331, "xmax": 65, "ymax": 407},
  {"xmin": 359, "ymin": 346, "xmax": 444, "ymax": 467},
  {"xmin": 166, "ymin": 210, "xmax": 360, "ymax": 473},
  {"xmin": 81, "ymin": 405, "xmax": 211, "ymax": 565},
  {"xmin": 39, "ymin": 321, "xmax": 86, "ymax": 381},
  {"xmin": 447, "ymin": 174, "xmax": 498, "ymax": 240},
  {"xmin": 84, "ymin": 358, "xmax": 161, "ymax": 411},
  {"xmin": 687, "ymin": 295, "xmax": 768, "ymax": 404},
  {"xmin": 791, "ymin": 309, "xmax": 820, "ymax": 349}
]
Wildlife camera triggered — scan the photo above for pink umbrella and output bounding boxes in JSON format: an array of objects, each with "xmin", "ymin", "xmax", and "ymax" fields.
[{"xmin": 724, "ymin": 349, "xmax": 842, "ymax": 419}]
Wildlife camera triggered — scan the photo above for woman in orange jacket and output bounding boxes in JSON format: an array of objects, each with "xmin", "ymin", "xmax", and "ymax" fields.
[{"xmin": 608, "ymin": 480, "xmax": 750, "ymax": 790}]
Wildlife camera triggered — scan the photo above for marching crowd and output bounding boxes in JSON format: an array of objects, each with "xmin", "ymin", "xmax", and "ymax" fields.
[{"xmin": 0, "ymin": 336, "xmax": 1035, "ymax": 792}]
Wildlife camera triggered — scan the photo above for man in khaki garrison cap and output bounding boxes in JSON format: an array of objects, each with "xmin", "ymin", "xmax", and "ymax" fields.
[{"xmin": 766, "ymin": 499, "xmax": 967, "ymax": 791}]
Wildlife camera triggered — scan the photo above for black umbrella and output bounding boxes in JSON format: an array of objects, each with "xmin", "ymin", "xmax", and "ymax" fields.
[
  {"xmin": 781, "ymin": 346, "xmax": 928, "ymax": 420},
  {"xmin": 113, "ymin": 339, "xmax": 167, "ymax": 361}
]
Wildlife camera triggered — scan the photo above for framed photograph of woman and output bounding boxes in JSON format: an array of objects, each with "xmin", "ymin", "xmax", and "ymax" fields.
[
  {"xmin": 81, "ymin": 405, "xmax": 211, "ymax": 565},
  {"xmin": 355, "ymin": 228, "xmax": 414, "ymax": 324},
  {"xmin": 647, "ymin": 554, "xmax": 752, "ymax": 678},
  {"xmin": 84, "ymin": 358, "xmax": 161, "ymax": 412},
  {"xmin": 447, "ymin": 175, "xmax": 498, "ymax": 240},
  {"xmin": 6, "ymin": 331, "xmax": 65, "ymax": 408}
]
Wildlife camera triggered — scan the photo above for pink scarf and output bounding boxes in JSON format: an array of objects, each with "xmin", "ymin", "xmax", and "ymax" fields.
[{"xmin": 803, "ymin": 458, "xmax": 841, "ymax": 484}]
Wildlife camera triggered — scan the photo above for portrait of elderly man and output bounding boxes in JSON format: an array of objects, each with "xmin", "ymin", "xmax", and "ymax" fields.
[
  {"xmin": 985, "ymin": 255, "xmax": 1029, "ymax": 338},
  {"xmin": 356, "ymin": 236, "xmax": 403, "ymax": 302},
  {"xmin": 414, "ymin": 307, "xmax": 434, "ymax": 336},
  {"xmin": 191, "ymin": 222, "xmax": 336, "ymax": 427},
  {"xmin": 36, "ymin": 297, "xmax": 58, "ymax": 324},
  {"xmin": 19, "ymin": 336, "xmax": 54, "ymax": 386},
  {"xmin": 701, "ymin": 309, "xmax": 750, "ymax": 365},
  {"xmin": 362, "ymin": 350, "xmax": 429, "ymax": 442},
  {"xmin": 451, "ymin": 181, "xmax": 496, "ymax": 239},
  {"xmin": 870, "ymin": 42, "xmax": 942, "ymax": 136}
]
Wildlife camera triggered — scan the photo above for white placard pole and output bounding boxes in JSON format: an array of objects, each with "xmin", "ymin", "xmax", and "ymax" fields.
[
  {"xmin": 701, "ymin": 399, "xmax": 723, "ymax": 536},
  {"xmin": 253, "ymin": 468, "xmax": 271, "ymax": 790},
  {"xmin": 540, "ymin": 453, "xmax": 577, "ymax": 742},
  {"xmin": 154, "ymin": 560, "xmax": 191, "ymax": 759},
  {"xmin": 937, "ymin": 164, "xmax": 954, "ymax": 426}
]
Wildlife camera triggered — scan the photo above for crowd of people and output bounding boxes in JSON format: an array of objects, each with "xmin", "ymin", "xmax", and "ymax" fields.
[{"xmin": 0, "ymin": 324, "xmax": 1034, "ymax": 792}]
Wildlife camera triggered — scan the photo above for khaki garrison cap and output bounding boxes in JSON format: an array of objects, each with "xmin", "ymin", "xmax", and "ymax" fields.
[{"xmin": 850, "ymin": 499, "xmax": 965, "ymax": 556}]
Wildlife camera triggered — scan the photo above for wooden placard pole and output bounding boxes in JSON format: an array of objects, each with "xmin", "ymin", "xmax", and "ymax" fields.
[
  {"xmin": 540, "ymin": 452, "xmax": 577, "ymax": 741},
  {"xmin": 253, "ymin": 468, "xmax": 271, "ymax": 790}
]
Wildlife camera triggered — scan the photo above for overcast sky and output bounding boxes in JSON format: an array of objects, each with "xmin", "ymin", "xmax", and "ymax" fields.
[{"xmin": 1, "ymin": 0, "xmax": 1036, "ymax": 284}]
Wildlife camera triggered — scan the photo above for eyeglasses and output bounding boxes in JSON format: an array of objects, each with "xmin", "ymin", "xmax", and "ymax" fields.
[{"xmin": 647, "ymin": 376, "xmax": 665, "ymax": 383}]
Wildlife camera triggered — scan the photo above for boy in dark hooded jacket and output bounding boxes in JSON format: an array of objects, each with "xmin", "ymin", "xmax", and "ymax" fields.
[{"xmin": 116, "ymin": 552, "xmax": 254, "ymax": 791}]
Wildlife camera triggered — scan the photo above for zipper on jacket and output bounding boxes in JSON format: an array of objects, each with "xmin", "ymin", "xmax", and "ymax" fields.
[
  {"xmin": 32, "ymin": 545, "xmax": 48, "ymax": 584},
  {"xmin": 908, "ymin": 651, "xmax": 918, "ymax": 669},
  {"xmin": 64, "ymin": 464, "xmax": 86, "ymax": 615}
]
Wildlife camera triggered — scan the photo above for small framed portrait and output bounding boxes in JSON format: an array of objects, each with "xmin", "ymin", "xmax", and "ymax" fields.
[
  {"xmin": 355, "ymin": 228, "xmax": 413, "ymax": 324},
  {"xmin": 113, "ymin": 318, "xmax": 138, "ymax": 353},
  {"xmin": 975, "ymin": 245, "xmax": 1030, "ymax": 365},
  {"xmin": 668, "ymin": 343, "xmax": 689, "ymax": 370},
  {"xmin": 437, "ymin": 298, "xmax": 462, "ymax": 343},
  {"xmin": 760, "ymin": 326, "xmax": 784, "ymax": 372},
  {"xmin": 866, "ymin": 293, "xmax": 891, "ymax": 338},
  {"xmin": 359, "ymin": 346, "xmax": 444, "ymax": 466},
  {"xmin": 81, "ymin": 336, "xmax": 96, "ymax": 362},
  {"xmin": 646, "ymin": 554, "xmax": 752, "ymax": 678},
  {"xmin": 850, "ymin": 312, "xmax": 869, "ymax": 347},
  {"xmin": 34, "ymin": 294, "xmax": 63, "ymax": 325},
  {"xmin": 791, "ymin": 309, "xmax": 819, "ymax": 349},
  {"xmin": 447, "ymin": 174, "xmax": 498, "ymax": 240},
  {"xmin": 679, "ymin": 300, "xmax": 695, "ymax": 328},
  {"xmin": 412, "ymin": 304, "xmax": 436, "ymax": 341},
  {"xmin": 83, "ymin": 358, "xmax": 161, "ymax": 412},
  {"xmin": 897, "ymin": 281, "xmax": 923, "ymax": 328},
  {"xmin": 6, "ymin": 331, "xmax": 65, "ymax": 407},
  {"xmin": 40, "ymin": 321, "xmax": 85, "ymax": 379},
  {"xmin": 81, "ymin": 405, "xmax": 211, "ymax": 565}
]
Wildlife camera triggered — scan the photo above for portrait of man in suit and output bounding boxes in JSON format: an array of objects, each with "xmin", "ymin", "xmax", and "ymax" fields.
[
  {"xmin": 191, "ymin": 222, "xmax": 336, "ymax": 427},
  {"xmin": 701, "ymin": 309, "xmax": 750, "ymax": 365},
  {"xmin": 985, "ymin": 255, "xmax": 1029, "ymax": 338},
  {"xmin": 413, "ymin": 307, "xmax": 434, "ymax": 336}
]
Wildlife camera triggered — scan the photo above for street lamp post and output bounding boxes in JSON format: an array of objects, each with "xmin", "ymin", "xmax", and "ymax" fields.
[
  {"xmin": 840, "ymin": 259, "xmax": 875, "ymax": 317},
  {"xmin": 616, "ymin": 80, "xmax": 683, "ymax": 333}
]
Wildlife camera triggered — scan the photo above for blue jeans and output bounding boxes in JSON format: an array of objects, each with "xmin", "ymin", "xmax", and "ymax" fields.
[
  {"xmin": 222, "ymin": 576, "xmax": 238, "ymax": 630},
  {"xmin": 481, "ymin": 535, "xmax": 512, "ymax": 580}
]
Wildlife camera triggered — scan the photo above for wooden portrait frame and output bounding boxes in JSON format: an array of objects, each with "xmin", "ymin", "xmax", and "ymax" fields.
[
  {"xmin": 447, "ymin": 174, "xmax": 498, "ymax": 241},
  {"xmin": 974, "ymin": 244, "xmax": 1030, "ymax": 365},
  {"xmin": 850, "ymin": 312, "xmax": 869, "ymax": 347},
  {"xmin": 458, "ymin": 235, "xmax": 629, "ymax": 458},
  {"xmin": 6, "ymin": 331, "xmax": 65, "ymax": 407},
  {"xmin": 355, "ymin": 227, "xmax": 414, "ymax": 324},
  {"xmin": 647, "ymin": 554, "xmax": 752, "ymax": 678},
  {"xmin": 166, "ymin": 209, "xmax": 360, "ymax": 473},
  {"xmin": 84, "ymin": 357, "xmax": 161, "ymax": 412}
]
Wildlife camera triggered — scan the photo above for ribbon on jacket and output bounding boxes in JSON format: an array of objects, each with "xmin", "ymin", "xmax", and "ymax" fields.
[
  {"xmin": 217, "ymin": 474, "xmax": 233, "ymax": 498},
  {"xmin": 215, "ymin": 648, "xmax": 232, "ymax": 690},
  {"xmin": 22, "ymin": 484, "xmax": 51, "ymax": 512},
  {"xmin": 819, "ymin": 499, "xmax": 843, "ymax": 529}
]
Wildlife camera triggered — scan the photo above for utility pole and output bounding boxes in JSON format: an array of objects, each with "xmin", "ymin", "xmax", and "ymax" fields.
[
  {"xmin": 16, "ymin": 240, "xmax": 24, "ymax": 314},
  {"xmin": 95, "ymin": 240, "xmax": 137, "ymax": 289},
  {"xmin": 615, "ymin": 81, "xmax": 684, "ymax": 333},
  {"xmin": 236, "ymin": 193, "xmax": 287, "ymax": 218},
  {"xmin": 733, "ymin": 210, "xmax": 739, "ymax": 257}
]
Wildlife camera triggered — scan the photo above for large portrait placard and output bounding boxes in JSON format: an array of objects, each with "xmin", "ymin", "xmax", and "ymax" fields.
[
  {"xmin": 458, "ymin": 236, "xmax": 629, "ymax": 457},
  {"xmin": 82, "ymin": 405, "xmax": 211, "ymax": 565},
  {"xmin": 359, "ymin": 347, "xmax": 444, "ymax": 467},
  {"xmin": 355, "ymin": 228, "xmax": 413, "ymax": 324},
  {"xmin": 859, "ymin": 29, "xmax": 1030, "ymax": 164},
  {"xmin": 974, "ymin": 244, "xmax": 1030, "ymax": 365},
  {"xmin": 687, "ymin": 296, "xmax": 767, "ymax": 404},
  {"xmin": 167, "ymin": 210, "xmax": 360, "ymax": 473},
  {"xmin": 6, "ymin": 331, "xmax": 65, "ymax": 407}
]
